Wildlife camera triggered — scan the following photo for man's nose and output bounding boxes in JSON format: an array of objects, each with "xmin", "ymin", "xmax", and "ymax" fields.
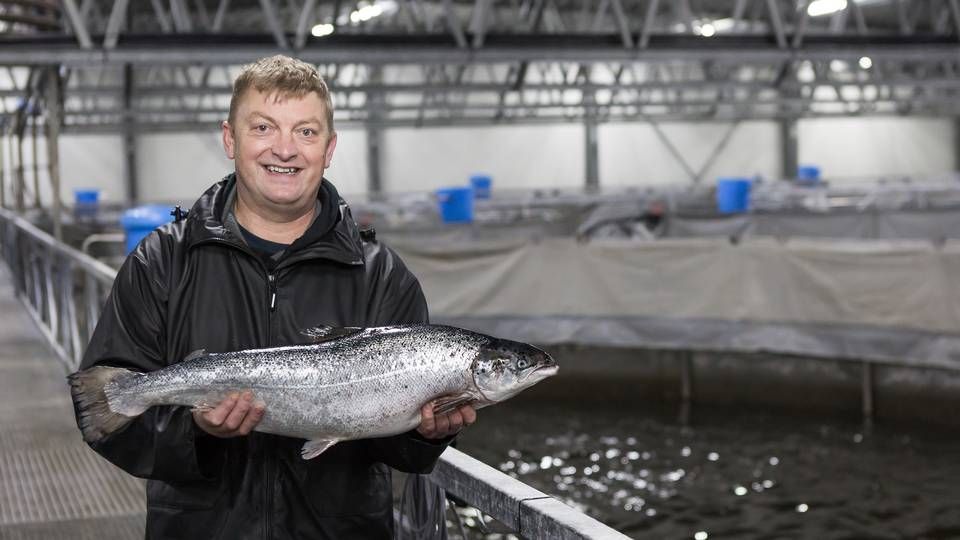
[{"xmin": 271, "ymin": 131, "xmax": 297, "ymax": 160}]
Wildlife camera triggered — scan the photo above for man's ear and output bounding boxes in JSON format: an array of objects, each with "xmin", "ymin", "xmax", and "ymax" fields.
[
  {"xmin": 324, "ymin": 131, "xmax": 338, "ymax": 169},
  {"xmin": 222, "ymin": 120, "xmax": 235, "ymax": 159}
]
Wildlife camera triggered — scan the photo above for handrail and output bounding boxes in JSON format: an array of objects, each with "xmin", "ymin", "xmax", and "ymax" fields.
[
  {"xmin": 0, "ymin": 207, "xmax": 117, "ymax": 372},
  {"xmin": 433, "ymin": 448, "xmax": 631, "ymax": 539},
  {"xmin": 0, "ymin": 207, "xmax": 628, "ymax": 539}
]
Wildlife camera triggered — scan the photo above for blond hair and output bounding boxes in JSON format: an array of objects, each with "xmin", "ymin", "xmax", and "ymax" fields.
[{"xmin": 228, "ymin": 55, "xmax": 334, "ymax": 132}]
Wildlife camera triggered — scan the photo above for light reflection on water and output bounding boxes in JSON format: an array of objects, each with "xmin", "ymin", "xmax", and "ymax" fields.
[{"xmin": 456, "ymin": 401, "xmax": 960, "ymax": 539}]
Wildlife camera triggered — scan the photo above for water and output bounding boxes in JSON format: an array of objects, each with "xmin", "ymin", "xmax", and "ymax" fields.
[{"xmin": 456, "ymin": 400, "xmax": 960, "ymax": 539}]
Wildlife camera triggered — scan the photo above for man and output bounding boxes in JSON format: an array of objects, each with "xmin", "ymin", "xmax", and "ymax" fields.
[{"xmin": 76, "ymin": 55, "xmax": 476, "ymax": 539}]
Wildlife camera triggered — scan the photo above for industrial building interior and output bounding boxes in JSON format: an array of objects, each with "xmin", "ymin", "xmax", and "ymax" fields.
[{"xmin": 1, "ymin": 1, "xmax": 960, "ymax": 539}]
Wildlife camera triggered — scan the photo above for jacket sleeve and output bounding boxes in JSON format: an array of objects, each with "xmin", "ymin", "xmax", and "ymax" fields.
[
  {"xmin": 76, "ymin": 234, "xmax": 220, "ymax": 482},
  {"xmin": 363, "ymin": 242, "xmax": 454, "ymax": 473}
]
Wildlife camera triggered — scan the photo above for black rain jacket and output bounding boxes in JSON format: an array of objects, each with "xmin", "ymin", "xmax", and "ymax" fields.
[{"xmin": 77, "ymin": 175, "xmax": 449, "ymax": 539}]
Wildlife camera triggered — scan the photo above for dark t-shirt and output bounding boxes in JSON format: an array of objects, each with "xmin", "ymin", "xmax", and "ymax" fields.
[{"xmin": 238, "ymin": 224, "xmax": 289, "ymax": 269}]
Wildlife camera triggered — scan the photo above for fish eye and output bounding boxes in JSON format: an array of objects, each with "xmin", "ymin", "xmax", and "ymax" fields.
[{"xmin": 516, "ymin": 359, "xmax": 529, "ymax": 369}]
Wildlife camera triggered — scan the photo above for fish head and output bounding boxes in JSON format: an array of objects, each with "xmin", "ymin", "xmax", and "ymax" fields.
[{"xmin": 472, "ymin": 338, "xmax": 558, "ymax": 403}]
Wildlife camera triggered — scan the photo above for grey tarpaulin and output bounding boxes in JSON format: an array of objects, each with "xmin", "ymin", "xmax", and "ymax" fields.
[{"xmin": 388, "ymin": 236, "xmax": 960, "ymax": 370}]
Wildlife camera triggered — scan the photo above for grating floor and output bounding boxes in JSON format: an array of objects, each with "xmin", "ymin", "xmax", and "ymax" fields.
[{"xmin": 0, "ymin": 268, "xmax": 146, "ymax": 540}]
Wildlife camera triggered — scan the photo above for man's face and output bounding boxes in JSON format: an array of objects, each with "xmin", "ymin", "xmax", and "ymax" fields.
[{"xmin": 222, "ymin": 89, "xmax": 337, "ymax": 216}]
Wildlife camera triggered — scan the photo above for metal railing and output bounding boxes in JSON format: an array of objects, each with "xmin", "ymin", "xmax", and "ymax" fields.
[
  {"xmin": 0, "ymin": 207, "xmax": 116, "ymax": 372},
  {"xmin": 0, "ymin": 208, "xmax": 628, "ymax": 540}
]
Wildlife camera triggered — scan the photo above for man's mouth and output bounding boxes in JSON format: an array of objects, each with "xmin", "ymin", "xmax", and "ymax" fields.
[{"xmin": 264, "ymin": 165, "xmax": 300, "ymax": 176}]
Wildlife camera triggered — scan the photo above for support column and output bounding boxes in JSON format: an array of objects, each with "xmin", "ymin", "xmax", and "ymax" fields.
[
  {"xmin": 31, "ymin": 113, "xmax": 41, "ymax": 208},
  {"xmin": 14, "ymin": 120, "xmax": 24, "ymax": 212},
  {"xmin": 0, "ymin": 132, "xmax": 6, "ymax": 208},
  {"xmin": 584, "ymin": 89, "xmax": 599, "ymax": 191},
  {"xmin": 365, "ymin": 66, "xmax": 383, "ymax": 197},
  {"xmin": 123, "ymin": 63, "xmax": 138, "ymax": 204},
  {"xmin": 779, "ymin": 117, "xmax": 798, "ymax": 180},
  {"xmin": 366, "ymin": 125, "xmax": 383, "ymax": 197},
  {"xmin": 954, "ymin": 118, "xmax": 960, "ymax": 171},
  {"xmin": 46, "ymin": 67, "xmax": 63, "ymax": 241}
]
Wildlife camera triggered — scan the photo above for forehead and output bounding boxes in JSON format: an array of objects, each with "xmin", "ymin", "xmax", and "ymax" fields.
[{"xmin": 235, "ymin": 88, "xmax": 328, "ymax": 123}]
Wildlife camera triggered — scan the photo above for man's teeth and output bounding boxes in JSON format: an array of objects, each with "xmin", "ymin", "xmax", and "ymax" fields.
[{"xmin": 266, "ymin": 165, "xmax": 298, "ymax": 175}]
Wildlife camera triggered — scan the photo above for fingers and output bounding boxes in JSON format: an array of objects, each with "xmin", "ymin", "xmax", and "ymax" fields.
[
  {"xmin": 418, "ymin": 402, "xmax": 436, "ymax": 436},
  {"xmin": 202, "ymin": 392, "xmax": 239, "ymax": 428},
  {"xmin": 237, "ymin": 401, "xmax": 265, "ymax": 435},
  {"xmin": 416, "ymin": 401, "xmax": 479, "ymax": 439},
  {"xmin": 222, "ymin": 391, "xmax": 254, "ymax": 431},
  {"xmin": 194, "ymin": 391, "xmax": 263, "ymax": 438},
  {"xmin": 459, "ymin": 405, "xmax": 477, "ymax": 427}
]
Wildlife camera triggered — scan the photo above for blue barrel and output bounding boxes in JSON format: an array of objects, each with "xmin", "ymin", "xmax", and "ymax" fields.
[
  {"xmin": 120, "ymin": 205, "xmax": 174, "ymax": 254},
  {"xmin": 716, "ymin": 177, "xmax": 752, "ymax": 214},
  {"xmin": 435, "ymin": 187, "xmax": 474, "ymax": 223},
  {"xmin": 469, "ymin": 174, "xmax": 493, "ymax": 199},
  {"xmin": 797, "ymin": 165, "xmax": 821, "ymax": 185}
]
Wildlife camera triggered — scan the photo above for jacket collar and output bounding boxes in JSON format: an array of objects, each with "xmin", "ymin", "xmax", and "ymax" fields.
[{"xmin": 185, "ymin": 174, "xmax": 364, "ymax": 266}]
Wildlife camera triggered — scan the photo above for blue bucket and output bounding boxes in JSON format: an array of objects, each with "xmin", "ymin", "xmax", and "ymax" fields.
[
  {"xmin": 797, "ymin": 165, "xmax": 821, "ymax": 185},
  {"xmin": 74, "ymin": 189, "xmax": 101, "ymax": 220},
  {"xmin": 74, "ymin": 189, "xmax": 100, "ymax": 205},
  {"xmin": 716, "ymin": 177, "xmax": 752, "ymax": 213},
  {"xmin": 469, "ymin": 174, "xmax": 492, "ymax": 199},
  {"xmin": 436, "ymin": 187, "xmax": 474, "ymax": 223},
  {"xmin": 120, "ymin": 204, "xmax": 174, "ymax": 254}
]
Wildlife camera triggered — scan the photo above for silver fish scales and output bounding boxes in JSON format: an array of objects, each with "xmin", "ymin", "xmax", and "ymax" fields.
[{"xmin": 70, "ymin": 324, "xmax": 558, "ymax": 459}]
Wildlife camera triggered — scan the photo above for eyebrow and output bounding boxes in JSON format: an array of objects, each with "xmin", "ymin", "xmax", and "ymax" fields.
[{"xmin": 247, "ymin": 112, "xmax": 322, "ymax": 129}]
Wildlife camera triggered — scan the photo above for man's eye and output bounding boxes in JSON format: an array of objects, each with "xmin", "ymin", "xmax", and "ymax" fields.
[
  {"xmin": 255, "ymin": 124, "xmax": 269, "ymax": 132},
  {"xmin": 301, "ymin": 128, "xmax": 316, "ymax": 136}
]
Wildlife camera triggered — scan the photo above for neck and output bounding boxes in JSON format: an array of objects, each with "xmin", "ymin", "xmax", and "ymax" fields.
[{"xmin": 233, "ymin": 189, "xmax": 317, "ymax": 245}]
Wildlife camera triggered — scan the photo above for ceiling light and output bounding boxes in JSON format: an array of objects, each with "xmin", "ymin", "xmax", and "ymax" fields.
[
  {"xmin": 700, "ymin": 23, "xmax": 716, "ymax": 37},
  {"xmin": 807, "ymin": 0, "xmax": 847, "ymax": 17},
  {"xmin": 858, "ymin": 56, "xmax": 872, "ymax": 69},
  {"xmin": 311, "ymin": 23, "xmax": 335, "ymax": 37}
]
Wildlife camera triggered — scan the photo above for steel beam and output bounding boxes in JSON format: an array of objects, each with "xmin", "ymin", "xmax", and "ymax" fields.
[
  {"xmin": 4, "ymin": 40, "xmax": 960, "ymax": 66},
  {"xmin": 260, "ymin": 0, "xmax": 290, "ymax": 48},
  {"xmin": 62, "ymin": 0, "xmax": 94, "ymax": 49},
  {"xmin": 104, "ymin": 0, "xmax": 131, "ymax": 49},
  {"xmin": 294, "ymin": 0, "xmax": 319, "ymax": 49}
]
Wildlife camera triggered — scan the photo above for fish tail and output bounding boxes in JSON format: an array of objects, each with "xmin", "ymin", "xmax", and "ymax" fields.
[{"xmin": 68, "ymin": 366, "xmax": 146, "ymax": 444}]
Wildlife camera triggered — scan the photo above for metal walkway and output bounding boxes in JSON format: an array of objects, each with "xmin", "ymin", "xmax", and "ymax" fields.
[{"xmin": 0, "ymin": 266, "xmax": 145, "ymax": 540}]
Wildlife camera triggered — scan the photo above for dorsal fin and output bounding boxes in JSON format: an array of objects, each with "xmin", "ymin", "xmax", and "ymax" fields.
[
  {"xmin": 183, "ymin": 349, "xmax": 207, "ymax": 362},
  {"xmin": 301, "ymin": 326, "xmax": 364, "ymax": 344}
]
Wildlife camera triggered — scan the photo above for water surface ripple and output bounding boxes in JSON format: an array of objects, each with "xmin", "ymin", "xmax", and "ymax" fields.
[{"xmin": 457, "ymin": 402, "xmax": 960, "ymax": 539}]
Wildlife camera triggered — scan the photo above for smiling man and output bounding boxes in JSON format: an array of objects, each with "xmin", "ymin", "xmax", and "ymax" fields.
[{"xmin": 76, "ymin": 55, "xmax": 474, "ymax": 539}]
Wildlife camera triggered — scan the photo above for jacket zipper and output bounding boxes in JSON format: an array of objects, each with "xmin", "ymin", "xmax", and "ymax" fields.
[
  {"xmin": 265, "ymin": 270, "xmax": 276, "ymax": 540},
  {"xmin": 267, "ymin": 273, "xmax": 277, "ymax": 312}
]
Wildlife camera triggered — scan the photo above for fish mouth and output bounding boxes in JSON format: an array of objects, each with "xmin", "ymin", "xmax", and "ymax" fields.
[
  {"xmin": 536, "ymin": 364, "xmax": 558, "ymax": 376},
  {"xmin": 523, "ymin": 364, "xmax": 558, "ymax": 382}
]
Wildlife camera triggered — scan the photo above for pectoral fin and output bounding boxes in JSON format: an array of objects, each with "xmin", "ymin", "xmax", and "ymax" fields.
[
  {"xmin": 432, "ymin": 393, "xmax": 478, "ymax": 416},
  {"xmin": 301, "ymin": 438, "xmax": 339, "ymax": 459}
]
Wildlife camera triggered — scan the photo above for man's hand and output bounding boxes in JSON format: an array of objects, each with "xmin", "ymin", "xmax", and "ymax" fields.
[
  {"xmin": 193, "ymin": 390, "xmax": 265, "ymax": 438},
  {"xmin": 416, "ymin": 402, "xmax": 477, "ymax": 440}
]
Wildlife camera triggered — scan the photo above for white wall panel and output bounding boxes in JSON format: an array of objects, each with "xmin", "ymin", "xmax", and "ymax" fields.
[
  {"xmin": 1, "ymin": 134, "xmax": 125, "ymax": 207},
  {"xmin": 382, "ymin": 125, "xmax": 585, "ymax": 193},
  {"xmin": 599, "ymin": 121, "xmax": 780, "ymax": 187},
  {"xmin": 798, "ymin": 117, "xmax": 954, "ymax": 180},
  {"xmin": 137, "ymin": 132, "xmax": 231, "ymax": 202}
]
